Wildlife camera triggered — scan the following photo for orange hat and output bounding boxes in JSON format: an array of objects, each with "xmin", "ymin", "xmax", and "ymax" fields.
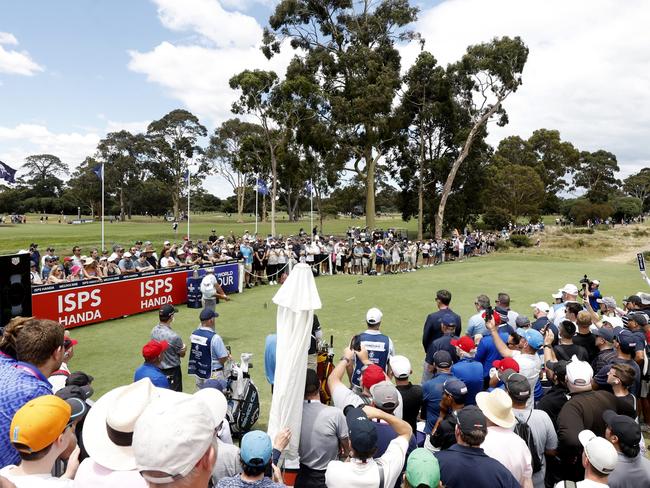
[{"xmin": 11, "ymin": 395, "xmax": 71, "ymax": 453}]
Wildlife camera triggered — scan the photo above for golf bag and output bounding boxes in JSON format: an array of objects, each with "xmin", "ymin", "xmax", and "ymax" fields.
[{"xmin": 225, "ymin": 352, "xmax": 260, "ymax": 437}]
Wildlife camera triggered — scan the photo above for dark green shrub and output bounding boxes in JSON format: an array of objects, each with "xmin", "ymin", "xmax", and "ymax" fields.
[
  {"xmin": 495, "ymin": 240, "xmax": 512, "ymax": 251},
  {"xmin": 509, "ymin": 235, "xmax": 532, "ymax": 248}
]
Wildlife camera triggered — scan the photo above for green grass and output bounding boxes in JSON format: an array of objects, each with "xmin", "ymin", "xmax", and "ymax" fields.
[{"xmin": 65, "ymin": 252, "xmax": 641, "ymax": 429}]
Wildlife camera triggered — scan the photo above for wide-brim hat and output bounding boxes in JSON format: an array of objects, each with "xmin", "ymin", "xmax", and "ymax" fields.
[
  {"xmin": 475, "ymin": 388, "xmax": 515, "ymax": 428},
  {"xmin": 82, "ymin": 379, "xmax": 175, "ymax": 471}
]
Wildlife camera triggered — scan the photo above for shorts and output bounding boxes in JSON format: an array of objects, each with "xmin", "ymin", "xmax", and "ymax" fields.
[
  {"xmin": 354, "ymin": 258, "xmax": 361, "ymax": 266},
  {"xmin": 641, "ymin": 379, "xmax": 650, "ymax": 398},
  {"xmin": 422, "ymin": 253, "xmax": 429, "ymax": 258},
  {"xmin": 244, "ymin": 263, "xmax": 252, "ymax": 271},
  {"xmin": 362, "ymin": 258, "xmax": 369, "ymax": 267}
]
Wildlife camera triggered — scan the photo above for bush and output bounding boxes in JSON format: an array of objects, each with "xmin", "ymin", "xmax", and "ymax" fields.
[
  {"xmin": 593, "ymin": 224, "xmax": 610, "ymax": 231},
  {"xmin": 509, "ymin": 234, "xmax": 533, "ymax": 248},
  {"xmin": 566, "ymin": 228, "xmax": 594, "ymax": 235},
  {"xmin": 495, "ymin": 240, "xmax": 512, "ymax": 251},
  {"xmin": 482, "ymin": 208, "xmax": 510, "ymax": 231}
]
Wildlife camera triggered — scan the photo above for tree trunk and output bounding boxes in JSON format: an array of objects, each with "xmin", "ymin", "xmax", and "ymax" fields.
[
  {"xmin": 119, "ymin": 187, "xmax": 125, "ymax": 222},
  {"xmin": 262, "ymin": 191, "xmax": 267, "ymax": 223},
  {"xmin": 434, "ymin": 100, "xmax": 504, "ymax": 239},
  {"xmin": 172, "ymin": 182, "xmax": 180, "ymax": 220},
  {"xmin": 285, "ymin": 193, "xmax": 294, "ymax": 222},
  {"xmin": 291, "ymin": 196, "xmax": 300, "ymax": 222},
  {"xmin": 236, "ymin": 185, "xmax": 245, "ymax": 223},
  {"xmin": 417, "ymin": 128, "xmax": 425, "ymax": 240},
  {"xmin": 364, "ymin": 148, "xmax": 379, "ymax": 230},
  {"xmin": 270, "ymin": 151, "xmax": 277, "ymax": 236}
]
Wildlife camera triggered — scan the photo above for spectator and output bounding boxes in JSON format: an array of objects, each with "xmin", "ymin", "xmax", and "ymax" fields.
[
  {"xmin": 200, "ymin": 268, "xmax": 218, "ymax": 311},
  {"xmin": 49, "ymin": 333, "xmax": 78, "ymax": 393},
  {"xmin": 573, "ymin": 311, "xmax": 598, "ymax": 363},
  {"xmin": 133, "ymin": 391, "xmax": 220, "ymax": 487},
  {"xmin": 505, "ymin": 372, "xmax": 558, "ymax": 488},
  {"xmin": 593, "ymin": 329, "xmax": 641, "ymax": 397},
  {"xmin": 151, "ymin": 304, "xmax": 186, "ymax": 392},
  {"xmin": 421, "ymin": 351, "xmax": 456, "ymax": 433},
  {"xmin": 295, "ymin": 369, "xmax": 349, "ymax": 488},
  {"xmin": 134, "ymin": 340, "xmax": 170, "ymax": 389},
  {"xmin": 422, "ymin": 291, "xmax": 462, "ymax": 376},
  {"xmin": 217, "ymin": 430, "xmax": 287, "ymax": 487},
  {"xmin": 29, "ymin": 261, "xmax": 42, "ymax": 285},
  {"xmin": 466, "ymin": 295, "xmax": 491, "ymax": 338},
  {"xmin": 606, "ymin": 363, "xmax": 637, "ymax": 418},
  {"xmin": 368, "ymin": 381, "xmax": 416, "ymax": 457},
  {"xmin": 450, "ymin": 336, "xmax": 483, "ymax": 406},
  {"xmin": 429, "ymin": 379, "xmax": 467, "ymax": 451},
  {"xmin": 552, "ymin": 321, "xmax": 589, "ymax": 362},
  {"xmin": 487, "ymin": 358, "xmax": 520, "ymax": 391},
  {"xmin": 82, "ymin": 257, "xmax": 102, "ymax": 281},
  {"xmin": 106, "ymin": 254, "xmax": 121, "ymax": 276},
  {"xmin": 602, "ymin": 410, "xmax": 650, "ymax": 487},
  {"xmin": 434, "ymin": 406, "xmax": 519, "ymax": 488},
  {"xmin": 551, "ymin": 284, "xmax": 580, "ymax": 327},
  {"xmin": 70, "ymin": 246, "xmax": 82, "ymax": 267},
  {"xmin": 188, "ymin": 308, "xmax": 229, "ymax": 389},
  {"xmin": 538, "ymin": 360, "xmax": 570, "ymax": 429},
  {"xmin": 0, "ymin": 395, "xmax": 82, "ymax": 486},
  {"xmin": 476, "ymin": 388, "xmax": 534, "ymax": 488},
  {"xmin": 350, "ymin": 308, "xmax": 395, "ymax": 390},
  {"xmin": 474, "ymin": 314, "xmax": 514, "ymax": 388},
  {"xmin": 401, "ymin": 448, "xmax": 440, "ymax": 488},
  {"xmin": 118, "ymin": 252, "xmax": 137, "ymax": 274},
  {"xmin": 0, "ymin": 318, "xmax": 64, "ymax": 468},
  {"xmin": 555, "ymin": 430, "xmax": 618, "ymax": 488},
  {"xmin": 591, "ymin": 327, "xmax": 617, "ymax": 373},
  {"xmin": 624, "ymin": 312, "xmax": 647, "ymax": 367},
  {"xmin": 325, "ymin": 406, "xmax": 411, "ymax": 488},
  {"xmin": 494, "ymin": 292, "xmax": 519, "ymax": 328},
  {"xmin": 134, "ymin": 254, "xmax": 153, "ymax": 272},
  {"xmin": 390, "ymin": 355, "xmax": 422, "ymax": 434},
  {"xmin": 425, "ymin": 323, "xmax": 459, "ymax": 372},
  {"xmin": 531, "ymin": 301, "xmax": 558, "ymax": 344}
]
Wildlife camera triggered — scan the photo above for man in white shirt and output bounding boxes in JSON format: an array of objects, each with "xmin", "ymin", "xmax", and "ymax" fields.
[
  {"xmin": 550, "ymin": 284, "xmax": 580, "ymax": 327},
  {"xmin": 325, "ymin": 406, "xmax": 411, "ymax": 488},
  {"xmin": 554, "ymin": 430, "xmax": 618, "ymax": 488},
  {"xmin": 200, "ymin": 268, "xmax": 218, "ymax": 311}
]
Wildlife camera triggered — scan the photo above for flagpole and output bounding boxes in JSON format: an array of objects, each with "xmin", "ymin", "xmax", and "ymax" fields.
[
  {"xmin": 255, "ymin": 173, "xmax": 259, "ymax": 236},
  {"xmin": 101, "ymin": 162, "xmax": 105, "ymax": 251},
  {"xmin": 310, "ymin": 179, "xmax": 313, "ymax": 235},
  {"xmin": 187, "ymin": 166, "xmax": 191, "ymax": 241}
]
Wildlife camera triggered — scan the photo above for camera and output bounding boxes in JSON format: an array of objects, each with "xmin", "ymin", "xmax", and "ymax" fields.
[
  {"xmin": 579, "ymin": 274, "xmax": 589, "ymax": 290},
  {"xmin": 484, "ymin": 306, "xmax": 493, "ymax": 323}
]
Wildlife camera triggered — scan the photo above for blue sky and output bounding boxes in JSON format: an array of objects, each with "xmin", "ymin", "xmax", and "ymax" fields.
[{"xmin": 1, "ymin": 0, "xmax": 648, "ymax": 197}]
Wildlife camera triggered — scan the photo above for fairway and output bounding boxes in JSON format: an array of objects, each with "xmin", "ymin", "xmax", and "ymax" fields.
[{"xmin": 65, "ymin": 252, "xmax": 641, "ymax": 429}]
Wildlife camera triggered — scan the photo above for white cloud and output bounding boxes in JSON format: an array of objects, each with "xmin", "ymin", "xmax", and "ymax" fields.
[
  {"xmin": 105, "ymin": 120, "xmax": 151, "ymax": 134},
  {"xmin": 404, "ymin": 0, "xmax": 650, "ymax": 177},
  {"xmin": 0, "ymin": 32, "xmax": 43, "ymax": 76}
]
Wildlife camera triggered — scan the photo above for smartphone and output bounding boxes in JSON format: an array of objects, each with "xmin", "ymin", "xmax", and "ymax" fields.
[{"xmin": 484, "ymin": 306, "xmax": 493, "ymax": 323}]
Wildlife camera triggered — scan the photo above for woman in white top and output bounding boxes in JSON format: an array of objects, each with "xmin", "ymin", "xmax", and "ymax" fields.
[{"xmin": 267, "ymin": 246, "xmax": 279, "ymax": 285}]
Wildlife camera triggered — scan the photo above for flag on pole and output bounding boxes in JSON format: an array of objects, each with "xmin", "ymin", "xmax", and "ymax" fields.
[
  {"xmin": 0, "ymin": 161, "xmax": 17, "ymax": 184},
  {"xmin": 305, "ymin": 180, "xmax": 314, "ymax": 195},
  {"xmin": 92, "ymin": 164, "xmax": 103, "ymax": 180},
  {"xmin": 183, "ymin": 169, "xmax": 190, "ymax": 183},
  {"xmin": 256, "ymin": 178, "xmax": 269, "ymax": 195}
]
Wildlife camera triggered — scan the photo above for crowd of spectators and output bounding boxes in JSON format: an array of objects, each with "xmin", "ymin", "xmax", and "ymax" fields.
[{"xmin": 1, "ymin": 265, "xmax": 650, "ymax": 487}]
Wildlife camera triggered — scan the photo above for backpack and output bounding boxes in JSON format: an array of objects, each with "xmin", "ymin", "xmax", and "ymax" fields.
[{"xmin": 514, "ymin": 410, "xmax": 543, "ymax": 473}]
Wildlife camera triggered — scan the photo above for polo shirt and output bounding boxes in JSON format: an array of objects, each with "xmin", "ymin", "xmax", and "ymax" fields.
[
  {"xmin": 435, "ymin": 444, "xmax": 520, "ymax": 488},
  {"xmin": 607, "ymin": 451, "xmax": 650, "ymax": 488},
  {"xmin": 422, "ymin": 309, "xmax": 462, "ymax": 352},
  {"xmin": 264, "ymin": 334, "xmax": 277, "ymax": 385},
  {"xmin": 421, "ymin": 372, "xmax": 456, "ymax": 432},
  {"xmin": 513, "ymin": 408, "xmax": 558, "ymax": 488},
  {"xmin": 572, "ymin": 332, "xmax": 598, "ymax": 363},
  {"xmin": 151, "ymin": 324, "xmax": 184, "ymax": 369},
  {"xmin": 512, "ymin": 351, "xmax": 543, "ymax": 409},
  {"xmin": 299, "ymin": 400, "xmax": 348, "ymax": 471},
  {"xmin": 395, "ymin": 383, "xmax": 422, "ymax": 433},
  {"xmin": 474, "ymin": 329, "xmax": 511, "ymax": 378},
  {"xmin": 133, "ymin": 362, "xmax": 170, "ymax": 389},
  {"xmin": 373, "ymin": 420, "xmax": 417, "ymax": 458},
  {"xmin": 537, "ymin": 384, "xmax": 569, "ymax": 430},
  {"xmin": 0, "ymin": 362, "xmax": 53, "ymax": 468},
  {"xmin": 532, "ymin": 317, "xmax": 558, "ymax": 344},
  {"xmin": 74, "ymin": 458, "xmax": 147, "ymax": 488},
  {"xmin": 425, "ymin": 334, "xmax": 458, "ymax": 365},
  {"xmin": 450, "ymin": 358, "xmax": 483, "ymax": 405},
  {"xmin": 466, "ymin": 312, "xmax": 488, "ymax": 337}
]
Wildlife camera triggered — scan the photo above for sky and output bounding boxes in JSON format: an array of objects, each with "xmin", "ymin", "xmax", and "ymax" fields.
[{"xmin": 1, "ymin": 0, "xmax": 649, "ymax": 198}]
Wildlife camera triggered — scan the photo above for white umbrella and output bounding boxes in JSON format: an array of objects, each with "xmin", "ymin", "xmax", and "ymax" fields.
[{"xmin": 267, "ymin": 263, "xmax": 322, "ymax": 462}]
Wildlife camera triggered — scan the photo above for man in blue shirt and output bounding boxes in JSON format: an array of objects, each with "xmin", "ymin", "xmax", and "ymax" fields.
[
  {"xmin": 450, "ymin": 336, "xmax": 483, "ymax": 406},
  {"xmin": 422, "ymin": 290, "xmax": 461, "ymax": 382},
  {"xmin": 466, "ymin": 294, "xmax": 491, "ymax": 338},
  {"xmin": 474, "ymin": 319, "xmax": 515, "ymax": 388},
  {"xmin": 434, "ymin": 406, "xmax": 520, "ymax": 488},
  {"xmin": 188, "ymin": 308, "xmax": 230, "ymax": 389},
  {"xmin": 350, "ymin": 308, "xmax": 394, "ymax": 389},
  {"xmin": 134, "ymin": 339, "xmax": 170, "ymax": 389},
  {"xmin": 239, "ymin": 240, "xmax": 254, "ymax": 288},
  {"xmin": 421, "ymin": 351, "xmax": 457, "ymax": 433},
  {"xmin": 0, "ymin": 318, "xmax": 64, "ymax": 468}
]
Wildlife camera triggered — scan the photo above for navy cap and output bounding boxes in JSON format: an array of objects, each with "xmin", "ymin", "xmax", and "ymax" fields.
[
  {"xmin": 603, "ymin": 410, "xmax": 641, "ymax": 449},
  {"xmin": 200, "ymin": 379, "xmax": 228, "ymax": 392},
  {"xmin": 627, "ymin": 312, "xmax": 648, "ymax": 326},
  {"xmin": 505, "ymin": 373, "xmax": 531, "ymax": 402},
  {"xmin": 159, "ymin": 304, "xmax": 178, "ymax": 319},
  {"xmin": 615, "ymin": 329, "xmax": 638, "ymax": 353},
  {"xmin": 346, "ymin": 407, "xmax": 377, "ymax": 453},
  {"xmin": 433, "ymin": 350, "xmax": 452, "ymax": 368},
  {"xmin": 199, "ymin": 308, "xmax": 219, "ymax": 321},
  {"xmin": 455, "ymin": 405, "xmax": 487, "ymax": 434},
  {"xmin": 592, "ymin": 327, "xmax": 614, "ymax": 343},
  {"xmin": 443, "ymin": 379, "xmax": 468, "ymax": 403}
]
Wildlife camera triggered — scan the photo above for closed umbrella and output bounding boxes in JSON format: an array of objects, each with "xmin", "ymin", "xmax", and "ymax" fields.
[{"xmin": 267, "ymin": 263, "xmax": 322, "ymax": 462}]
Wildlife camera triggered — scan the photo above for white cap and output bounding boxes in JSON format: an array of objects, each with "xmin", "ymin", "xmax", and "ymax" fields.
[
  {"xmin": 559, "ymin": 284, "xmax": 579, "ymax": 295},
  {"xmin": 366, "ymin": 307, "xmax": 383, "ymax": 325},
  {"xmin": 601, "ymin": 316, "xmax": 624, "ymax": 329},
  {"xmin": 591, "ymin": 279, "xmax": 600, "ymax": 286},
  {"xmin": 551, "ymin": 292, "xmax": 563, "ymax": 299},
  {"xmin": 108, "ymin": 253, "xmax": 118, "ymax": 262},
  {"xmin": 389, "ymin": 355, "xmax": 411, "ymax": 379},
  {"xmin": 566, "ymin": 355, "xmax": 593, "ymax": 388},
  {"xmin": 134, "ymin": 393, "xmax": 219, "ymax": 484},
  {"xmin": 578, "ymin": 430, "xmax": 618, "ymax": 474},
  {"xmin": 193, "ymin": 388, "xmax": 227, "ymax": 427},
  {"xmin": 163, "ymin": 240, "xmax": 170, "ymax": 245},
  {"xmin": 637, "ymin": 292, "xmax": 650, "ymax": 305},
  {"xmin": 530, "ymin": 301, "xmax": 550, "ymax": 313},
  {"xmin": 123, "ymin": 252, "xmax": 132, "ymax": 258}
]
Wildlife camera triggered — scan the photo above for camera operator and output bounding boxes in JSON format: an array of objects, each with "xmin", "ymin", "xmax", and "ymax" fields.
[{"xmin": 580, "ymin": 278, "xmax": 602, "ymax": 311}]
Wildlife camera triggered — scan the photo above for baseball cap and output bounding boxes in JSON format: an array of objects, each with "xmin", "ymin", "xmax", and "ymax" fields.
[
  {"xmin": 601, "ymin": 316, "xmax": 624, "ymax": 329},
  {"xmin": 516, "ymin": 328, "xmax": 544, "ymax": 350},
  {"xmin": 455, "ymin": 405, "xmax": 487, "ymax": 435},
  {"xmin": 505, "ymin": 373, "xmax": 531, "ymax": 402},
  {"xmin": 134, "ymin": 392, "xmax": 218, "ymax": 483},
  {"xmin": 64, "ymin": 397, "xmax": 90, "ymax": 425},
  {"xmin": 492, "ymin": 357, "xmax": 520, "ymax": 373},
  {"xmin": 566, "ymin": 355, "xmax": 593, "ymax": 387},
  {"xmin": 623, "ymin": 295, "xmax": 642, "ymax": 306},
  {"xmin": 602, "ymin": 410, "xmax": 641, "ymax": 449},
  {"xmin": 199, "ymin": 308, "xmax": 219, "ymax": 321},
  {"xmin": 200, "ymin": 378, "xmax": 228, "ymax": 392},
  {"xmin": 637, "ymin": 292, "xmax": 650, "ymax": 305},
  {"xmin": 530, "ymin": 301, "xmax": 550, "ymax": 313},
  {"xmin": 497, "ymin": 368, "xmax": 519, "ymax": 383},
  {"xmin": 627, "ymin": 312, "xmax": 648, "ymax": 326},
  {"xmin": 370, "ymin": 381, "xmax": 400, "ymax": 411},
  {"xmin": 443, "ymin": 379, "xmax": 468, "ymax": 403},
  {"xmin": 578, "ymin": 430, "xmax": 618, "ymax": 475},
  {"xmin": 559, "ymin": 284, "xmax": 579, "ymax": 295},
  {"xmin": 142, "ymin": 340, "xmax": 169, "ymax": 362},
  {"xmin": 346, "ymin": 407, "xmax": 377, "ymax": 453},
  {"xmin": 66, "ymin": 371, "xmax": 94, "ymax": 387},
  {"xmin": 366, "ymin": 307, "xmax": 383, "ymax": 325},
  {"xmin": 123, "ymin": 252, "xmax": 132, "ymax": 258},
  {"xmin": 56, "ymin": 385, "xmax": 94, "ymax": 401},
  {"xmin": 405, "ymin": 448, "xmax": 440, "ymax": 488},
  {"xmin": 389, "ymin": 355, "xmax": 411, "ymax": 379},
  {"xmin": 545, "ymin": 360, "xmax": 569, "ymax": 380},
  {"xmin": 361, "ymin": 364, "xmax": 386, "ymax": 390},
  {"xmin": 592, "ymin": 327, "xmax": 615, "ymax": 343},
  {"xmin": 515, "ymin": 316, "xmax": 531, "ymax": 328},
  {"xmin": 10, "ymin": 395, "xmax": 71, "ymax": 453},
  {"xmin": 450, "ymin": 336, "xmax": 475, "ymax": 353},
  {"xmin": 432, "ymin": 350, "xmax": 452, "ymax": 369},
  {"xmin": 596, "ymin": 297, "xmax": 617, "ymax": 309},
  {"xmin": 551, "ymin": 291, "xmax": 563, "ymax": 299},
  {"xmin": 614, "ymin": 329, "xmax": 638, "ymax": 353},
  {"xmin": 159, "ymin": 304, "xmax": 177, "ymax": 320}
]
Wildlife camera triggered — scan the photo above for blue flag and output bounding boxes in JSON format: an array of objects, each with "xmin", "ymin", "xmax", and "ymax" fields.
[
  {"xmin": 256, "ymin": 178, "xmax": 269, "ymax": 195},
  {"xmin": 92, "ymin": 164, "xmax": 103, "ymax": 180},
  {"xmin": 183, "ymin": 169, "xmax": 190, "ymax": 183},
  {"xmin": 305, "ymin": 180, "xmax": 314, "ymax": 195},
  {"xmin": 0, "ymin": 161, "xmax": 17, "ymax": 184}
]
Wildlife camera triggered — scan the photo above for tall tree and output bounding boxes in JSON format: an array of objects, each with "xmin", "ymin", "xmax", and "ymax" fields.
[
  {"xmin": 623, "ymin": 167, "xmax": 650, "ymax": 209},
  {"xmin": 263, "ymin": 0, "xmax": 419, "ymax": 229},
  {"xmin": 206, "ymin": 118, "xmax": 262, "ymax": 222},
  {"xmin": 484, "ymin": 163, "xmax": 545, "ymax": 223},
  {"xmin": 434, "ymin": 36, "xmax": 528, "ymax": 239},
  {"xmin": 96, "ymin": 130, "xmax": 147, "ymax": 221},
  {"xmin": 20, "ymin": 154, "xmax": 69, "ymax": 197},
  {"xmin": 574, "ymin": 150, "xmax": 620, "ymax": 203},
  {"xmin": 145, "ymin": 109, "xmax": 208, "ymax": 219}
]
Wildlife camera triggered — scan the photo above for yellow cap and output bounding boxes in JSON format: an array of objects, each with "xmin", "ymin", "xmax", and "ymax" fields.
[{"xmin": 10, "ymin": 395, "xmax": 71, "ymax": 453}]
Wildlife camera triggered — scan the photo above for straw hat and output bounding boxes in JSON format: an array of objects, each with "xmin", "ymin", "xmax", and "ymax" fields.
[{"xmin": 475, "ymin": 388, "xmax": 516, "ymax": 428}]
